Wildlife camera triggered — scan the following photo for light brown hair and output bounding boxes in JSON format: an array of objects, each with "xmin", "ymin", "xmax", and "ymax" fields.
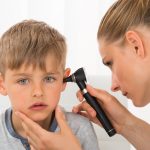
[
  {"xmin": 97, "ymin": 0, "xmax": 150, "ymax": 43},
  {"xmin": 0, "ymin": 20, "xmax": 67, "ymax": 75}
]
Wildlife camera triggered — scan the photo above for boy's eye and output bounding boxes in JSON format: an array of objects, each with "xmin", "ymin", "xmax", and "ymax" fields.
[
  {"xmin": 17, "ymin": 79, "xmax": 29, "ymax": 85},
  {"xmin": 44, "ymin": 76, "xmax": 56, "ymax": 83}
]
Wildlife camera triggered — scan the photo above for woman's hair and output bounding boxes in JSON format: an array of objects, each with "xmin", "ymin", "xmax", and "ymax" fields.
[
  {"xmin": 0, "ymin": 20, "xmax": 67, "ymax": 74},
  {"xmin": 97, "ymin": 0, "xmax": 150, "ymax": 43}
]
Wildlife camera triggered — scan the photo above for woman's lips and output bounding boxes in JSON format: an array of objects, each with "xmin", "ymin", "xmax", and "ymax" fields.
[
  {"xmin": 29, "ymin": 102, "xmax": 48, "ymax": 110},
  {"xmin": 122, "ymin": 92, "xmax": 130, "ymax": 99}
]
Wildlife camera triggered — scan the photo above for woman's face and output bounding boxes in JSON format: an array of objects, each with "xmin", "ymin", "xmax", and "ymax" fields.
[{"xmin": 98, "ymin": 37, "xmax": 150, "ymax": 107}]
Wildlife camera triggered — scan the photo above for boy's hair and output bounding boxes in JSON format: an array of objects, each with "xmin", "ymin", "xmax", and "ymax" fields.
[
  {"xmin": 97, "ymin": 0, "xmax": 150, "ymax": 43},
  {"xmin": 0, "ymin": 20, "xmax": 67, "ymax": 75}
]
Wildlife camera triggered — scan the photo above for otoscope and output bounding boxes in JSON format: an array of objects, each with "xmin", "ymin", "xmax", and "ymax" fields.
[{"xmin": 63, "ymin": 68, "xmax": 116, "ymax": 137}]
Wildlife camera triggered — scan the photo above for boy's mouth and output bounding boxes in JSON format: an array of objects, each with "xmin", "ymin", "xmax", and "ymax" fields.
[{"xmin": 29, "ymin": 102, "xmax": 48, "ymax": 110}]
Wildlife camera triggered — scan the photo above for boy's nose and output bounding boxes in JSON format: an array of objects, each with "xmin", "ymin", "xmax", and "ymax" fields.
[
  {"xmin": 32, "ymin": 84, "xmax": 43, "ymax": 97},
  {"xmin": 111, "ymin": 74, "xmax": 120, "ymax": 92}
]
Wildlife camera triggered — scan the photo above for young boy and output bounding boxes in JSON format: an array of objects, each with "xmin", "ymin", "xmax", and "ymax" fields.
[{"xmin": 0, "ymin": 20, "xmax": 99, "ymax": 150}]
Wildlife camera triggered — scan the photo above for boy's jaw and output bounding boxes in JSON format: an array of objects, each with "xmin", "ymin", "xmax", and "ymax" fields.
[{"xmin": 12, "ymin": 107, "xmax": 53, "ymax": 137}]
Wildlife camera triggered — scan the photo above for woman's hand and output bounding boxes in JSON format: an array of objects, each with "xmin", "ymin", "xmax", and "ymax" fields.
[
  {"xmin": 15, "ymin": 106, "xmax": 82, "ymax": 150},
  {"xmin": 73, "ymin": 84, "xmax": 150, "ymax": 150},
  {"xmin": 72, "ymin": 84, "xmax": 134, "ymax": 134}
]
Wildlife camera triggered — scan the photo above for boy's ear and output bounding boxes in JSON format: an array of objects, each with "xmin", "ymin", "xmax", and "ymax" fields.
[
  {"xmin": 125, "ymin": 30, "xmax": 145, "ymax": 58},
  {"xmin": 0, "ymin": 74, "xmax": 7, "ymax": 96},
  {"xmin": 61, "ymin": 68, "xmax": 71, "ymax": 91}
]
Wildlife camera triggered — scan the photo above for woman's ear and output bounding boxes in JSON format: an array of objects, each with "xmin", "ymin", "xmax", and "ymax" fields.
[
  {"xmin": 61, "ymin": 68, "xmax": 71, "ymax": 91},
  {"xmin": 125, "ymin": 30, "xmax": 145, "ymax": 58},
  {"xmin": 0, "ymin": 73, "xmax": 7, "ymax": 96}
]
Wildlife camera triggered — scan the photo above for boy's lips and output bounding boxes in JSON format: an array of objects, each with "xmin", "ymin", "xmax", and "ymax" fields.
[{"xmin": 29, "ymin": 102, "xmax": 48, "ymax": 110}]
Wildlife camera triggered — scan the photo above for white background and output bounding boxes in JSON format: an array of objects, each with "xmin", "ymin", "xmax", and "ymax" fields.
[{"xmin": 0, "ymin": 0, "xmax": 150, "ymax": 150}]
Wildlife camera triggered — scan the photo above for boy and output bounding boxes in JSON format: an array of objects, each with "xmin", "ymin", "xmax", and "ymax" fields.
[{"xmin": 0, "ymin": 20, "xmax": 99, "ymax": 150}]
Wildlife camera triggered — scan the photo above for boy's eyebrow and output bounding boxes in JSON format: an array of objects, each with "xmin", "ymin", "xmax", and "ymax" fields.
[
  {"xmin": 45, "ymin": 71, "xmax": 61, "ymax": 76},
  {"xmin": 12, "ymin": 73, "xmax": 32, "ymax": 77},
  {"xmin": 12, "ymin": 71, "xmax": 61, "ymax": 77}
]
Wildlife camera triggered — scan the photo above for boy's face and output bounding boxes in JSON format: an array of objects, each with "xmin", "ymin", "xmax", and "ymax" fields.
[{"xmin": 0, "ymin": 54, "xmax": 69, "ymax": 122}]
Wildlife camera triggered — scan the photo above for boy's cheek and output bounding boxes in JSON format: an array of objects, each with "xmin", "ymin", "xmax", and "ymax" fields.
[
  {"xmin": 9, "ymin": 94, "xmax": 28, "ymax": 110},
  {"xmin": 48, "ymin": 98, "xmax": 60, "ymax": 109},
  {"xmin": 10, "ymin": 100, "xmax": 26, "ymax": 110}
]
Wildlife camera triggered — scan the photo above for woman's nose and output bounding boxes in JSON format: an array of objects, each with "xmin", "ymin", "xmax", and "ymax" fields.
[{"xmin": 111, "ymin": 74, "xmax": 120, "ymax": 92}]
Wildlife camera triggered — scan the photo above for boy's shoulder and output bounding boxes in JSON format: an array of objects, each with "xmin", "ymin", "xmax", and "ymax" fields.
[
  {"xmin": 0, "ymin": 109, "xmax": 9, "ymax": 132},
  {"xmin": 59, "ymin": 108, "xmax": 100, "ymax": 150},
  {"xmin": 0, "ymin": 109, "xmax": 10, "ymax": 139},
  {"xmin": 61, "ymin": 107, "xmax": 93, "ymax": 131},
  {"xmin": 65, "ymin": 111, "xmax": 89, "ymax": 124}
]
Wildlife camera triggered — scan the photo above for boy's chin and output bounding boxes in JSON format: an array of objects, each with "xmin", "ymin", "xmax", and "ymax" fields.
[
  {"xmin": 31, "ymin": 115, "xmax": 50, "ymax": 122},
  {"xmin": 31, "ymin": 115, "xmax": 52, "ymax": 129}
]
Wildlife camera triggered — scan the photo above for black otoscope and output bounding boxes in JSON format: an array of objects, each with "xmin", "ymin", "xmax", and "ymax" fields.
[{"xmin": 63, "ymin": 68, "xmax": 116, "ymax": 137}]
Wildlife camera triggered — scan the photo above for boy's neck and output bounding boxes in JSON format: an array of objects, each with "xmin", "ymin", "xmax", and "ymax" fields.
[{"xmin": 11, "ymin": 111, "xmax": 53, "ymax": 139}]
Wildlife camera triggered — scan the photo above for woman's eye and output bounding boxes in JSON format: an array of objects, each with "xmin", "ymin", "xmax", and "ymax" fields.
[
  {"xmin": 106, "ymin": 61, "xmax": 112, "ymax": 66},
  {"xmin": 44, "ymin": 76, "xmax": 56, "ymax": 83},
  {"xmin": 17, "ymin": 79, "xmax": 29, "ymax": 85},
  {"xmin": 105, "ymin": 61, "xmax": 113, "ymax": 69}
]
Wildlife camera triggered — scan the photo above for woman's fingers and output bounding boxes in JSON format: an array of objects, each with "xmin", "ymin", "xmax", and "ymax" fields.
[
  {"xmin": 21, "ymin": 122, "xmax": 40, "ymax": 147},
  {"xmin": 74, "ymin": 84, "xmax": 129, "ymax": 130},
  {"xmin": 76, "ymin": 90, "xmax": 84, "ymax": 102},
  {"xmin": 28, "ymin": 136, "xmax": 38, "ymax": 150},
  {"xmin": 78, "ymin": 111, "xmax": 101, "ymax": 126},
  {"xmin": 30, "ymin": 145, "xmax": 36, "ymax": 150},
  {"xmin": 15, "ymin": 108, "xmax": 82, "ymax": 150},
  {"xmin": 86, "ymin": 84, "xmax": 110, "ymax": 105},
  {"xmin": 15, "ymin": 112, "xmax": 48, "ymax": 145},
  {"xmin": 55, "ymin": 106, "xmax": 76, "ymax": 135},
  {"xmin": 15, "ymin": 112, "xmax": 44, "ymax": 137},
  {"xmin": 72, "ymin": 101, "xmax": 96, "ymax": 117},
  {"xmin": 55, "ymin": 106, "xmax": 68, "ymax": 133},
  {"xmin": 85, "ymin": 84, "xmax": 122, "ymax": 114},
  {"xmin": 16, "ymin": 112, "xmax": 55, "ymax": 149}
]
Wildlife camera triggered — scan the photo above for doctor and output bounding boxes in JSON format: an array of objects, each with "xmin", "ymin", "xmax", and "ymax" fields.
[{"xmin": 16, "ymin": 0, "xmax": 150, "ymax": 149}]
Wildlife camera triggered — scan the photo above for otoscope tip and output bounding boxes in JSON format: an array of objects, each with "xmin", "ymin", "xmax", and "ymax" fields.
[{"xmin": 63, "ymin": 76, "xmax": 73, "ymax": 83}]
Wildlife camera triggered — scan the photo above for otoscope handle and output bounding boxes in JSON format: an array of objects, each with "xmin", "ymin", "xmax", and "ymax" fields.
[
  {"xmin": 77, "ymin": 81, "xmax": 116, "ymax": 137},
  {"xmin": 83, "ymin": 92, "xmax": 116, "ymax": 136}
]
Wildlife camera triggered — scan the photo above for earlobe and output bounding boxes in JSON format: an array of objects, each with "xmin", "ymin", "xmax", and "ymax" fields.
[
  {"xmin": 125, "ymin": 30, "xmax": 145, "ymax": 58},
  {"xmin": 61, "ymin": 68, "xmax": 71, "ymax": 91},
  {"xmin": 0, "ymin": 74, "xmax": 7, "ymax": 96}
]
